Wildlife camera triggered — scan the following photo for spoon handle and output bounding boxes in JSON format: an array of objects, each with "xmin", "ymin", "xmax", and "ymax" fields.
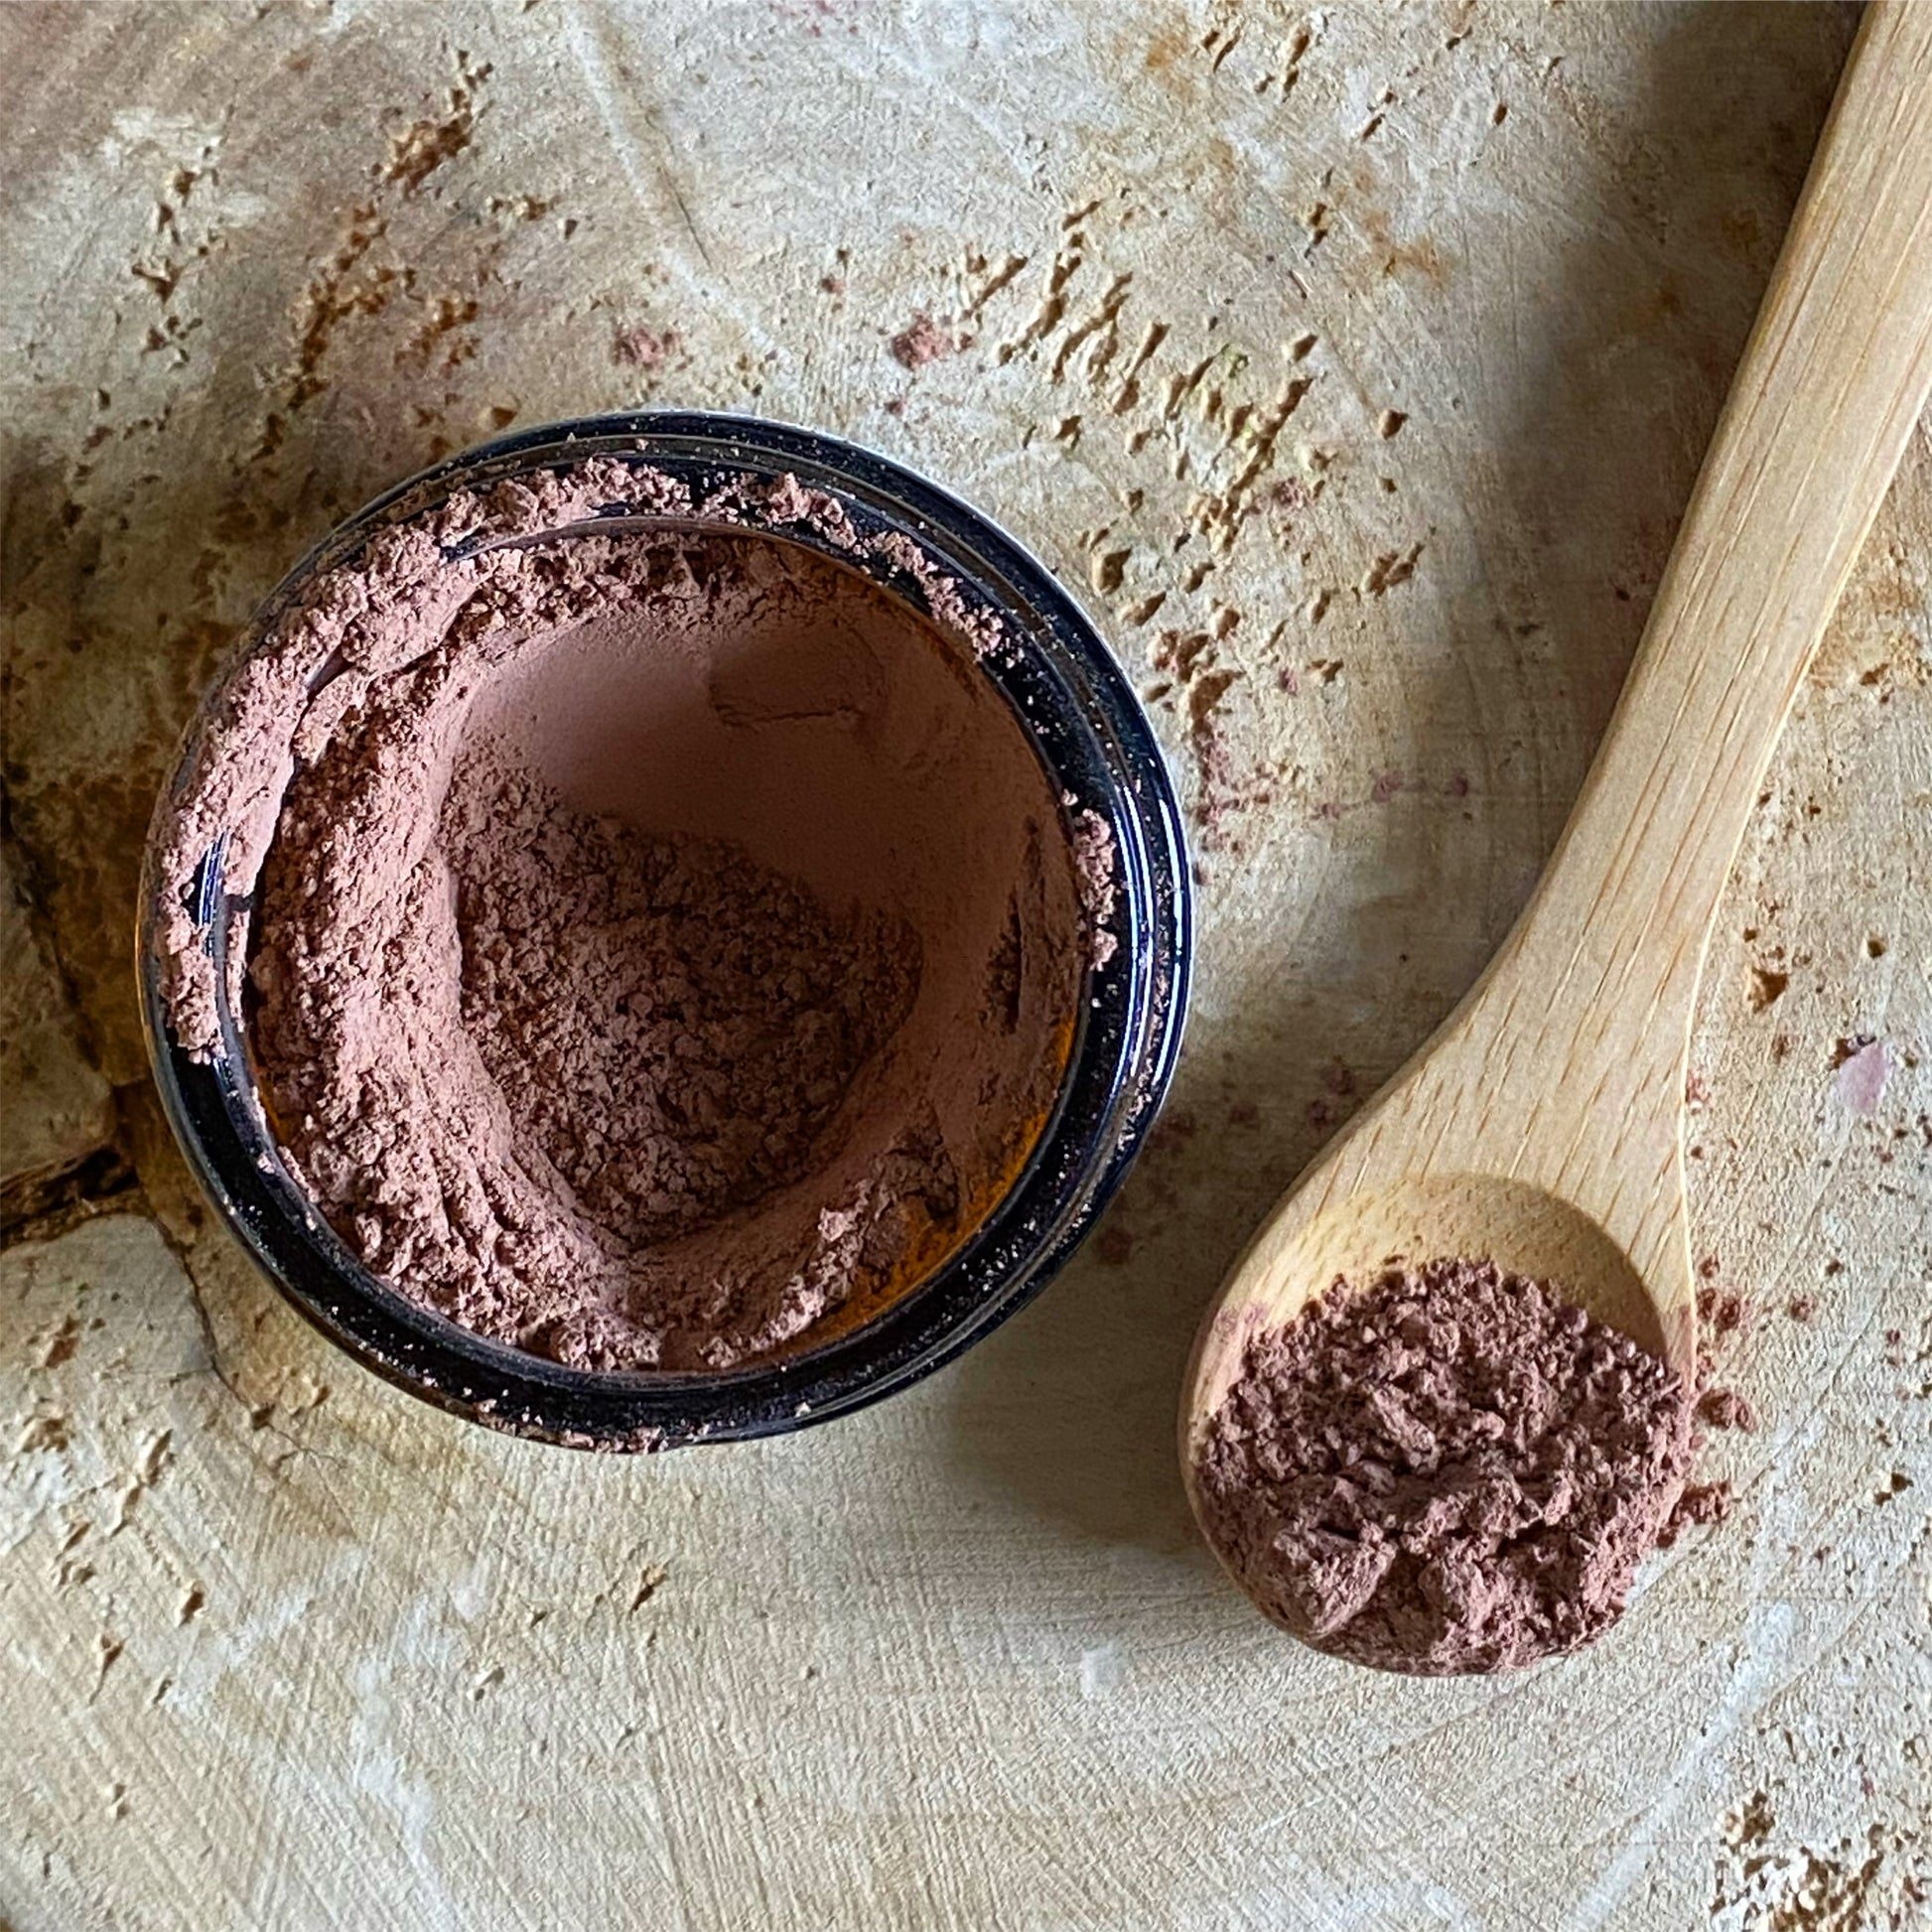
[{"xmin": 1476, "ymin": 0, "xmax": 1932, "ymax": 1107}]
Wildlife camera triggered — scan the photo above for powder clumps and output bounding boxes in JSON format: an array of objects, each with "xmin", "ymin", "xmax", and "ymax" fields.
[
  {"xmin": 1696, "ymin": 1386, "xmax": 1757, "ymax": 1432},
  {"xmin": 614, "ymin": 325, "xmax": 678, "ymax": 369},
  {"xmin": 1698, "ymin": 1284, "xmax": 1752, "ymax": 1336},
  {"xmin": 890, "ymin": 312, "xmax": 967, "ymax": 370},
  {"xmin": 1660, "ymin": 1478, "xmax": 1733, "ymax": 1546},
  {"xmin": 1067, "ymin": 801, "xmax": 1120, "ymax": 968},
  {"xmin": 1192, "ymin": 1258, "xmax": 1695, "ymax": 1676},
  {"xmin": 439, "ymin": 746, "xmax": 918, "ymax": 1247}
]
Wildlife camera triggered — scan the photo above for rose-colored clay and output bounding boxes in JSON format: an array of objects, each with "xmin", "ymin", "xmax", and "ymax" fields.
[
  {"xmin": 158, "ymin": 470, "xmax": 1096, "ymax": 1370},
  {"xmin": 1193, "ymin": 1258, "xmax": 1697, "ymax": 1674}
]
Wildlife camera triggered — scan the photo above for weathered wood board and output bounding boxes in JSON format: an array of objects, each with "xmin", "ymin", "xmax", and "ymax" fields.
[{"xmin": 3, "ymin": 3, "xmax": 1927, "ymax": 1926}]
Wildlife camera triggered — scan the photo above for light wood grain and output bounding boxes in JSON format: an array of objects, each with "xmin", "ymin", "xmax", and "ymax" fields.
[
  {"xmin": 1183, "ymin": 0, "xmax": 1932, "ymax": 1491},
  {"xmin": 5, "ymin": 4, "xmax": 1930, "ymax": 1927}
]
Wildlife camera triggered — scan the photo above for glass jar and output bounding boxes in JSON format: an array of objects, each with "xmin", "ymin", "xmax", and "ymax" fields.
[{"xmin": 139, "ymin": 411, "xmax": 1190, "ymax": 1449}]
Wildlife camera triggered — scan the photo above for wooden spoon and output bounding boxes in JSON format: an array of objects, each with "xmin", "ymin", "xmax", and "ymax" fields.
[{"xmin": 1182, "ymin": 0, "xmax": 1932, "ymax": 1607}]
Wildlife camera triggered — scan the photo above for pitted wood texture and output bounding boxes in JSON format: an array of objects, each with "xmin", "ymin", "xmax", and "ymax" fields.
[{"xmin": 3, "ymin": 4, "xmax": 1927, "ymax": 1928}]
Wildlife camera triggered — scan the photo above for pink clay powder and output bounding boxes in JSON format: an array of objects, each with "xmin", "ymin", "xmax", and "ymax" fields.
[
  {"xmin": 155, "ymin": 463, "xmax": 1098, "ymax": 1370},
  {"xmin": 1193, "ymin": 1258, "xmax": 1697, "ymax": 1674}
]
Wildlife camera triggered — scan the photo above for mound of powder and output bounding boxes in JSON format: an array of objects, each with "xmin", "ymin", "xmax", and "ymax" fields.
[
  {"xmin": 1192, "ymin": 1258, "xmax": 1695, "ymax": 1674},
  {"xmin": 443, "ymin": 742, "xmax": 918, "ymax": 1249},
  {"xmin": 209, "ymin": 479, "xmax": 1089, "ymax": 1371}
]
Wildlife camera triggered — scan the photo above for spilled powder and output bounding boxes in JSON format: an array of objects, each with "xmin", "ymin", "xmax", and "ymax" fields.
[
  {"xmin": 1674, "ymin": 1279, "xmax": 1762, "ymax": 1539},
  {"xmin": 613, "ymin": 325, "xmax": 678, "ymax": 370},
  {"xmin": 1659, "ymin": 1479, "xmax": 1733, "ymax": 1545},
  {"xmin": 1193, "ymin": 1258, "xmax": 1696, "ymax": 1675},
  {"xmin": 1696, "ymin": 1387, "xmax": 1757, "ymax": 1432},
  {"xmin": 890, "ymin": 311, "xmax": 966, "ymax": 369}
]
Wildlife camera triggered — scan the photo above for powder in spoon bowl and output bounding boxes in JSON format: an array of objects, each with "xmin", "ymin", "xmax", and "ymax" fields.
[{"xmin": 1191, "ymin": 1257, "xmax": 1696, "ymax": 1675}]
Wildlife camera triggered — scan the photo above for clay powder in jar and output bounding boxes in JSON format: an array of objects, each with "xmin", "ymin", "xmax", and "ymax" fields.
[{"xmin": 168, "ymin": 473, "xmax": 1094, "ymax": 1371}]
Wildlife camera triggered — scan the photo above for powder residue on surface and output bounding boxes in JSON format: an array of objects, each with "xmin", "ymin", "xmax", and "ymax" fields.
[
  {"xmin": 1692, "ymin": 1279, "xmax": 1759, "ymax": 1437},
  {"xmin": 890, "ymin": 312, "xmax": 965, "ymax": 370},
  {"xmin": 160, "ymin": 464, "xmax": 1087, "ymax": 1371},
  {"xmin": 1698, "ymin": 1284, "xmax": 1751, "ymax": 1336},
  {"xmin": 1660, "ymin": 1478, "xmax": 1733, "ymax": 1545},
  {"xmin": 1697, "ymin": 1387, "xmax": 1757, "ymax": 1431},
  {"xmin": 613, "ymin": 325, "xmax": 678, "ymax": 369},
  {"xmin": 1192, "ymin": 1258, "xmax": 1696, "ymax": 1675}
]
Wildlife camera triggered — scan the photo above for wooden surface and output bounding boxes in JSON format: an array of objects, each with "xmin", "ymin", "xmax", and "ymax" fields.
[
  {"xmin": 3, "ymin": 3, "xmax": 1929, "ymax": 1927},
  {"xmin": 1186, "ymin": 0, "xmax": 1932, "ymax": 1456}
]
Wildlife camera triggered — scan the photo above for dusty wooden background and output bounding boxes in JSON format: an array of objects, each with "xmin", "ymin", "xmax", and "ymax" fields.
[{"xmin": 3, "ymin": 3, "xmax": 1927, "ymax": 1926}]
